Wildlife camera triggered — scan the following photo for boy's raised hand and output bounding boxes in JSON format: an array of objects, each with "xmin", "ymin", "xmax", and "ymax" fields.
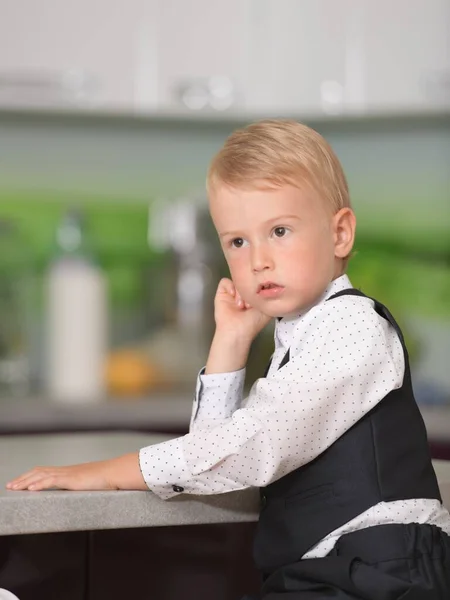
[
  {"xmin": 214, "ymin": 278, "xmax": 271, "ymax": 339},
  {"xmin": 205, "ymin": 278, "xmax": 271, "ymax": 374}
]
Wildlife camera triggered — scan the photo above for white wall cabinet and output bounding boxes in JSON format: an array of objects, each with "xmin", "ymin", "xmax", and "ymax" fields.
[
  {"xmin": 244, "ymin": 0, "xmax": 450, "ymax": 117},
  {"xmin": 0, "ymin": 0, "xmax": 254, "ymax": 114},
  {"xmin": 360, "ymin": 0, "xmax": 450, "ymax": 113},
  {"xmin": 0, "ymin": 0, "xmax": 148, "ymax": 110},
  {"xmin": 0, "ymin": 0, "xmax": 448, "ymax": 117}
]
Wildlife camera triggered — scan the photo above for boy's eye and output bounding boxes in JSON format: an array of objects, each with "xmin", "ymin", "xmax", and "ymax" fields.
[
  {"xmin": 231, "ymin": 237, "xmax": 245, "ymax": 248},
  {"xmin": 273, "ymin": 227, "xmax": 287, "ymax": 237}
]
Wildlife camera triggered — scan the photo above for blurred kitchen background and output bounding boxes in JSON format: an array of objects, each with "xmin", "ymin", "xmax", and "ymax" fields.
[{"xmin": 0, "ymin": 0, "xmax": 449, "ymax": 446}]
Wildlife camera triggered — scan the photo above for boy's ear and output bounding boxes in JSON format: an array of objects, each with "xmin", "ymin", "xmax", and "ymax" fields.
[{"xmin": 333, "ymin": 208, "xmax": 356, "ymax": 258}]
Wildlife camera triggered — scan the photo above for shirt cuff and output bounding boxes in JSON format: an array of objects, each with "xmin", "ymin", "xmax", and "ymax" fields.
[
  {"xmin": 191, "ymin": 367, "xmax": 246, "ymax": 425},
  {"xmin": 139, "ymin": 437, "xmax": 191, "ymax": 499}
]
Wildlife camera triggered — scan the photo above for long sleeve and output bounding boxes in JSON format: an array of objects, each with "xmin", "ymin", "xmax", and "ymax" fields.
[
  {"xmin": 189, "ymin": 368, "xmax": 246, "ymax": 432},
  {"xmin": 139, "ymin": 293, "xmax": 404, "ymax": 499}
]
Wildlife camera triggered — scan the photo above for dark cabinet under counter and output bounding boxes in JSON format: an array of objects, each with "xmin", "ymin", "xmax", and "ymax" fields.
[
  {"xmin": 0, "ymin": 532, "xmax": 88, "ymax": 599},
  {"xmin": 0, "ymin": 524, "xmax": 259, "ymax": 600}
]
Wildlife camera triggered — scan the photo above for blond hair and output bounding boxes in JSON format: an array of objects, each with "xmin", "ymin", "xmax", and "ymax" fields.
[{"xmin": 207, "ymin": 119, "xmax": 351, "ymax": 214}]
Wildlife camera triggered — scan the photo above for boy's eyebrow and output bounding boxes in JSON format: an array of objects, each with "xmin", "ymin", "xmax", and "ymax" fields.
[{"xmin": 219, "ymin": 214, "xmax": 301, "ymax": 238}]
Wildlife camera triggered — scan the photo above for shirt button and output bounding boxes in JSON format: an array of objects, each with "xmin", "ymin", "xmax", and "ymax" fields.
[
  {"xmin": 172, "ymin": 485, "xmax": 184, "ymax": 493},
  {"xmin": 260, "ymin": 493, "xmax": 267, "ymax": 509}
]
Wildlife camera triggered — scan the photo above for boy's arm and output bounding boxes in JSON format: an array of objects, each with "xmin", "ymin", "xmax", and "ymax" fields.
[
  {"xmin": 190, "ymin": 368, "xmax": 246, "ymax": 431},
  {"xmin": 7, "ymin": 279, "xmax": 268, "ymax": 495},
  {"xmin": 7, "ymin": 330, "xmax": 254, "ymax": 492},
  {"xmin": 204, "ymin": 330, "xmax": 252, "ymax": 374},
  {"xmin": 8, "ymin": 297, "xmax": 402, "ymax": 497},
  {"xmin": 188, "ymin": 273, "xmax": 271, "ymax": 432},
  {"xmin": 137, "ymin": 298, "xmax": 404, "ymax": 499},
  {"xmin": 190, "ymin": 331, "xmax": 250, "ymax": 431}
]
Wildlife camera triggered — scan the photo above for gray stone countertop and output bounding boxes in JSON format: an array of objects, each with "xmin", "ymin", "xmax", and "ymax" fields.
[
  {"xmin": 0, "ymin": 433, "xmax": 450, "ymax": 535},
  {"xmin": 0, "ymin": 432, "xmax": 259, "ymax": 536},
  {"xmin": 1, "ymin": 433, "xmax": 450, "ymax": 538}
]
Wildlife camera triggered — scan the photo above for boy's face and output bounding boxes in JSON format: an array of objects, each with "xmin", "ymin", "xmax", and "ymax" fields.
[{"xmin": 209, "ymin": 183, "xmax": 355, "ymax": 318}]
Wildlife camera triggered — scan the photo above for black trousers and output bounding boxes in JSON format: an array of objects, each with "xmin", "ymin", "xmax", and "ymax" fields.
[{"xmin": 242, "ymin": 523, "xmax": 450, "ymax": 599}]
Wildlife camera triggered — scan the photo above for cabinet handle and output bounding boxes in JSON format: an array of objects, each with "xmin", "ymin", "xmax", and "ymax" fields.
[
  {"xmin": 174, "ymin": 76, "xmax": 235, "ymax": 111},
  {"xmin": 320, "ymin": 80, "xmax": 344, "ymax": 114},
  {"xmin": 0, "ymin": 69, "xmax": 99, "ymax": 105}
]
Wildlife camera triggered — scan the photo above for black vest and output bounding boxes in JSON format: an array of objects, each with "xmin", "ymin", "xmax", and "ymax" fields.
[{"xmin": 253, "ymin": 289, "xmax": 441, "ymax": 574}]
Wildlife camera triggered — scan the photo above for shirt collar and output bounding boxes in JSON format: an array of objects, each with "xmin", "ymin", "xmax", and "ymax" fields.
[{"xmin": 274, "ymin": 274, "xmax": 353, "ymax": 351}]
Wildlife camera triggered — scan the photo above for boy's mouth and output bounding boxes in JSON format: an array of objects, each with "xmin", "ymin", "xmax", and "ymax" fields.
[{"xmin": 257, "ymin": 282, "xmax": 285, "ymax": 298}]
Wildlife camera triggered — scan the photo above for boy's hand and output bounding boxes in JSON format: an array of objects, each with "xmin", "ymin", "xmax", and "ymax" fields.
[
  {"xmin": 214, "ymin": 278, "xmax": 271, "ymax": 340},
  {"xmin": 205, "ymin": 278, "xmax": 271, "ymax": 374},
  {"xmin": 6, "ymin": 452, "xmax": 148, "ymax": 492},
  {"xmin": 6, "ymin": 461, "xmax": 116, "ymax": 491}
]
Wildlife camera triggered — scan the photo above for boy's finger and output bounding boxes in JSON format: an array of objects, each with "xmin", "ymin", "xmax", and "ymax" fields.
[
  {"xmin": 235, "ymin": 291, "xmax": 245, "ymax": 308},
  {"xmin": 7, "ymin": 467, "xmax": 57, "ymax": 489},
  {"xmin": 217, "ymin": 278, "xmax": 235, "ymax": 296},
  {"xmin": 6, "ymin": 471, "xmax": 35, "ymax": 488},
  {"xmin": 9, "ymin": 471, "xmax": 63, "ymax": 491},
  {"xmin": 7, "ymin": 472, "xmax": 43, "ymax": 490}
]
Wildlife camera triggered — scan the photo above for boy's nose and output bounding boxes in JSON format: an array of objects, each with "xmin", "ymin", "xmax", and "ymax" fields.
[{"xmin": 250, "ymin": 245, "xmax": 274, "ymax": 272}]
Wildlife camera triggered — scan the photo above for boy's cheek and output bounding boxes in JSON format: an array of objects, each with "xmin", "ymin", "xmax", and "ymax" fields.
[
  {"xmin": 228, "ymin": 271, "xmax": 248, "ymax": 300},
  {"xmin": 225, "ymin": 259, "xmax": 240, "ymax": 282}
]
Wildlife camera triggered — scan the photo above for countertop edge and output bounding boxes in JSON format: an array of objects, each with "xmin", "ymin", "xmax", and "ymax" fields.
[{"xmin": 4, "ymin": 488, "xmax": 259, "ymax": 537}]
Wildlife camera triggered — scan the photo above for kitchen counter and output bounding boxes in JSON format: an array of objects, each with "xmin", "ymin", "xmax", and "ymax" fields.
[
  {"xmin": 1, "ymin": 432, "xmax": 450, "ymax": 537},
  {"xmin": 0, "ymin": 432, "xmax": 259, "ymax": 536}
]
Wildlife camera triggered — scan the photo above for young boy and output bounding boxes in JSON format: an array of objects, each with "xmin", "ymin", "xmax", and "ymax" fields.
[{"xmin": 7, "ymin": 120, "xmax": 450, "ymax": 598}]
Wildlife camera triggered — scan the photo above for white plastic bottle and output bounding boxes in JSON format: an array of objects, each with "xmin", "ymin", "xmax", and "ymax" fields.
[{"xmin": 45, "ymin": 209, "xmax": 107, "ymax": 403}]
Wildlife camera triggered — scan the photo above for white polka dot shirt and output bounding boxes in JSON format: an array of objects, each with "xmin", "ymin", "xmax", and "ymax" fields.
[{"xmin": 139, "ymin": 274, "xmax": 450, "ymax": 557}]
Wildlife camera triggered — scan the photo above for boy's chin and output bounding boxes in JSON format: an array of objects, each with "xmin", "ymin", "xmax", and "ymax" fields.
[
  {"xmin": 260, "ymin": 303, "xmax": 305, "ymax": 320},
  {"xmin": 251, "ymin": 296, "xmax": 304, "ymax": 319},
  {"xmin": 258, "ymin": 305, "xmax": 292, "ymax": 319}
]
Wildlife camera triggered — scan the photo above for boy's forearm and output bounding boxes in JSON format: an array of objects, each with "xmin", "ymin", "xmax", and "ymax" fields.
[
  {"xmin": 107, "ymin": 452, "xmax": 149, "ymax": 491},
  {"xmin": 108, "ymin": 335, "xmax": 253, "ymax": 492},
  {"xmin": 205, "ymin": 331, "xmax": 252, "ymax": 374}
]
